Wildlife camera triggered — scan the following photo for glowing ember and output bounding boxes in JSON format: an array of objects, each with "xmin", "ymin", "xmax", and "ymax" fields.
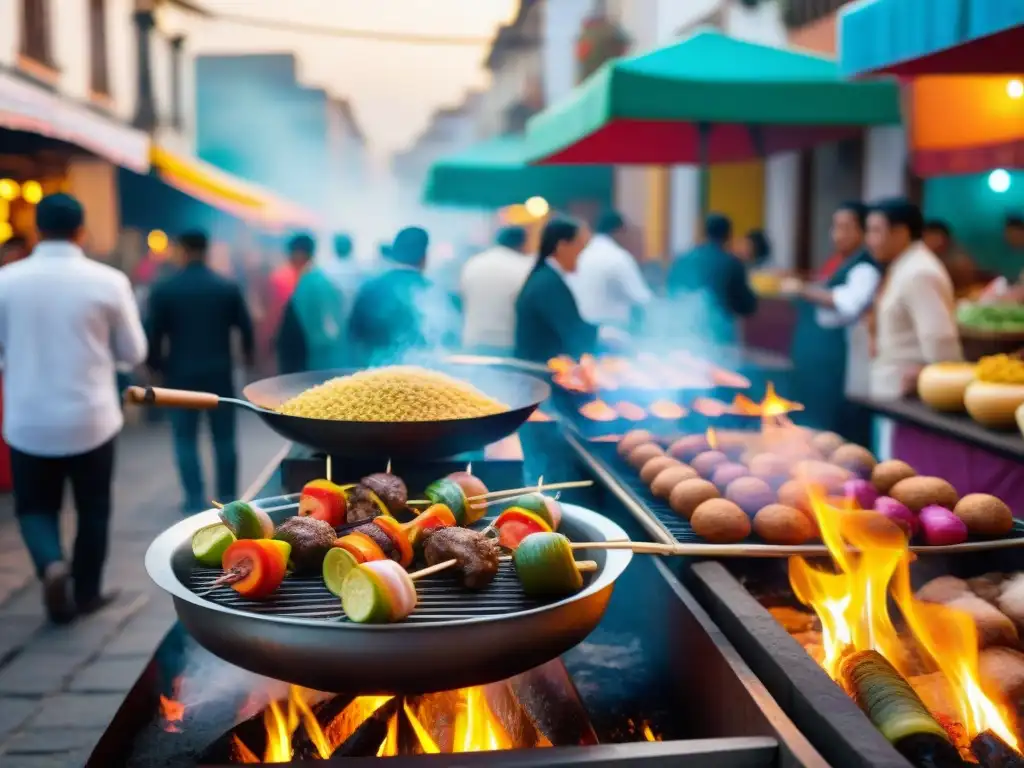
[
  {"xmin": 614, "ymin": 401, "xmax": 647, "ymax": 421},
  {"xmin": 159, "ymin": 692, "xmax": 185, "ymax": 733},
  {"xmin": 579, "ymin": 399, "xmax": 617, "ymax": 422},
  {"xmin": 790, "ymin": 494, "xmax": 1020, "ymax": 753},
  {"xmin": 705, "ymin": 428, "xmax": 718, "ymax": 451},
  {"xmin": 528, "ymin": 410, "xmax": 554, "ymax": 422},
  {"xmin": 589, "ymin": 434, "xmax": 623, "ymax": 442},
  {"xmin": 649, "ymin": 400, "xmax": 686, "ymax": 420},
  {"xmin": 711, "ymin": 369, "xmax": 751, "ymax": 389},
  {"xmin": 549, "ymin": 352, "xmax": 746, "ymax": 394}
]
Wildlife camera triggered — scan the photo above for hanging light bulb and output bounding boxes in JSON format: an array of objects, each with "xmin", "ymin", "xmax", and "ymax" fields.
[
  {"xmin": 147, "ymin": 229, "xmax": 169, "ymax": 254},
  {"xmin": 524, "ymin": 196, "xmax": 550, "ymax": 218},
  {"xmin": 21, "ymin": 181, "xmax": 43, "ymax": 204},
  {"xmin": 988, "ymin": 169, "xmax": 1012, "ymax": 194},
  {"xmin": 0, "ymin": 179, "xmax": 20, "ymax": 202},
  {"xmin": 1008, "ymin": 79, "xmax": 1023, "ymax": 100}
]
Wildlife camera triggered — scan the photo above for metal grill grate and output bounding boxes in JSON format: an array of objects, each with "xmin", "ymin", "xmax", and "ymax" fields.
[
  {"xmin": 586, "ymin": 443, "xmax": 732, "ymax": 544},
  {"xmin": 188, "ymin": 561, "xmax": 552, "ymax": 624},
  {"xmin": 585, "ymin": 441, "xmax": 1024, "ymax": 546}
]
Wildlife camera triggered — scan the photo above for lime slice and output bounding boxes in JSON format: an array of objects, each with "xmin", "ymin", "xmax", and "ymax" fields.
[
  {"xmin": 192, "ymin": 524, "xmax": 236, "ymax": 567},
  {"xmin": 341, "ymin": 567, "xmax": 391, "ymax": 623},
  {"xmin": 323, "ymin": 548, "xmax": 359, "ymax": 597}
]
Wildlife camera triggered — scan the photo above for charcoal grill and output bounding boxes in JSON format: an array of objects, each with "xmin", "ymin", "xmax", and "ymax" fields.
[
  {"xmin": 145, "ymin": 496, "xmax": 631, "ymax": 695},
  {"xmin": 567, "ymin": 429, "xmax": 1024, "ymax": 556}
]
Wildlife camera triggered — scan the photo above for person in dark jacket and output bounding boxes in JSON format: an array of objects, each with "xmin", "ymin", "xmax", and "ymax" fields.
[
  {"xmin": 665, "ymin": 213, "xmax": 758, "ymax": 346},
  {"xmin": 147, "ymin": 230, "xmax": 254, "ymax": 513},
  {"xmin": 514, "ymin": 217, "xmax": 598, "ymax": 364},
  {"xmin": 348, "ymin": 227, "xmax": 458, "ymax": 365},
  {"xmin": 275, "ymin": 234, "xmax": 316, "ymax": 375}
]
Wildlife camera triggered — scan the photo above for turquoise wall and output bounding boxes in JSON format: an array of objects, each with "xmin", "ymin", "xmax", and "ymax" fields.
[{"xmin": 923, "ymin": 171, "xmax": 1024, "ymax": 277}]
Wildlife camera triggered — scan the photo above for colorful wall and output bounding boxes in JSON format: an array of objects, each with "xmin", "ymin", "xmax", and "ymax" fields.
[{"xmin": 924, "ymin": 171, "xmax": 1024, "ymax": 276}]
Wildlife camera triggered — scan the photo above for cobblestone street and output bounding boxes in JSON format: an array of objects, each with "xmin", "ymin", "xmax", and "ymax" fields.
[{"xmin": 0, "ymin": 413, "xmax": 286, "ymax": 767}]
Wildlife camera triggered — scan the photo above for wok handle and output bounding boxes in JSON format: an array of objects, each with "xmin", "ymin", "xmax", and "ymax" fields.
[{"xmin": 123, "ymin": 385, "xmax": 220, "ymax": 410}]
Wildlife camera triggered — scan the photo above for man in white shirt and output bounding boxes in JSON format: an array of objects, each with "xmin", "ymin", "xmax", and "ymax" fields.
[
  {"xmin": 866, "ymin": 198, "xmax": 962, "ymax": 400},
  {"xmin": 570, "ymin": 211, "xmax": 653, "ymax": 330},
  {"xmin": 459, "ymin": 226, "xmax": 533, "ymax": 354},
  {"xmin": 0, "ymin": 194, "xmax": 147, "ymax": 622}
]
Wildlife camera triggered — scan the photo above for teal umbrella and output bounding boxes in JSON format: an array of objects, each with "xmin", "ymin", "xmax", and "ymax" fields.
[
  {"xmin": 423, "ymin": 134, "xmax": 613, "ymax": 209},
  {"xmin": 524, "ymin": 28, "xmax": 901, "ymax": 166}
]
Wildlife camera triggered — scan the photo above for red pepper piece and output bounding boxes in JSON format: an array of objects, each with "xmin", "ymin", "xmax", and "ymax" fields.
[
  {"xmin": 402, "ymin": 503, "xmax": 457, "ymax": 549},
  {"xmin": 373, "ymin": 516, "xmax": 414, "ymax": 568},
  {"xmin": 219, "ymin": 539, "xmax": 289, "ymax": 599}
]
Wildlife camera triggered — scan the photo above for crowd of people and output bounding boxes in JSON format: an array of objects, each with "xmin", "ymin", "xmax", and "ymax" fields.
[{"xmin": 0, "ymin": 189, "xmax": 1018, "ymax": 623}]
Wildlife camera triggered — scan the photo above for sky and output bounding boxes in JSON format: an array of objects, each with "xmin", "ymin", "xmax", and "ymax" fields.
[{"xmin": 166, "ymin": 0, "xmax": 519, "ymax": 157}]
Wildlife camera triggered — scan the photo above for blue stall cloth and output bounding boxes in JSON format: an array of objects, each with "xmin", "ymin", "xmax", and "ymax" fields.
[{"xmin": 839, "ymin": 0, "xmax": 1024, "ymax": 78}]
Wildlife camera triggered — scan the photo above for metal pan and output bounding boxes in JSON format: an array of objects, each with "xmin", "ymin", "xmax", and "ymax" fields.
[
  {"xmin": 124, "ymin": 364, "xmax": 551, "ymax": 458},
  {"xmin": 145, "ymin": 496, "xmax": 631, "ymax": 694}
]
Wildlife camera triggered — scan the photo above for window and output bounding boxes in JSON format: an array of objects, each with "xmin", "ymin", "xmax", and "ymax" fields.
[
  {"xmin": 20, "ymin": 0, "xmax": 53, "ymax": 67},
  {"xmin": 89, "ymin": 0, "xmax": 110, "ymax": 96}
]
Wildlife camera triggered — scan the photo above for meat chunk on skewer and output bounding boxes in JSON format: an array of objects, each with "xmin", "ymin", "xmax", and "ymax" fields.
[
  {"xmin": 422, "ymin": 527, "xmax": 500, "ymax": 590},
  {"xmin": 346, "ymin": 485, "xmax": 384, "ymax": 524},
  {"xmin": 360, "ymin": 473, "xmax": 408, "ymax": 515}
]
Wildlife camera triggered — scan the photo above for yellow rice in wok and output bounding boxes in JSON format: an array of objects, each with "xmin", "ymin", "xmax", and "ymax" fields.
[{"xmin": 277, "ymin": 366, "xmax": 509, "ymax": 422}]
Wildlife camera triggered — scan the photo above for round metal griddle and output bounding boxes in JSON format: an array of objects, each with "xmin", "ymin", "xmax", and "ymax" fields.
[
  {"xmin": 145, "ymin": 497, "xmax": 631, "ymax": 694},
  {"xmin": 125, "ymin": 364, "xmax": 550, "ymax": 458}
]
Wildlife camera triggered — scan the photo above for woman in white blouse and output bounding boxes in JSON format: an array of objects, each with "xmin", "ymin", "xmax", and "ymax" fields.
[{"xmin": 864, "ymin": 198, "xmax": 963, "ymax": 401}]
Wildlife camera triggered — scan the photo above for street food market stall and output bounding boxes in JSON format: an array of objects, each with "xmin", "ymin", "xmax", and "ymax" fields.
[
  {"xmin": 96, "ymin": 355, "xmax": 1024, "ymax": 767},
  {"xmin": 837, "ymin": 0, "xmax": 1024, "ymax": 511}
]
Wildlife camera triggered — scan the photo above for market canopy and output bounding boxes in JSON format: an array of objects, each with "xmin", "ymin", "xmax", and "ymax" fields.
[
  {"xmin": 151, "ymin": 146, "xmax": 319, "ymax": 230},
  {"xmin": 523, "ymin": 28, "xmax": 901, "ymax": 166},
  {"xmin": 422, "ymin": 134, "xmax": 613, "ymax": 209},
  {"xmin": 839, "ymin": 0, "xmax": 1023, "ymax": 78}
]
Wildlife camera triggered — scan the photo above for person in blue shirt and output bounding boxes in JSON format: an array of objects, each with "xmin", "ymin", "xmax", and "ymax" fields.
[
  {"xmin": 514, "ymin": 217, "xmax": 598, "ymax": 364},
  {"xmin": 147, "ymin": 230, "xmax": 254, "ymax": 514},
  {"xmin": 666, "ymin": 213, "xmax": 758, "ymax": 346},
  {"xmin": 348, "ymin": 227, "xmax": 459, "ymax": 366},
  {"xmin": 285, "ymin": 233, "xmax": 347, "ymax": 372}
]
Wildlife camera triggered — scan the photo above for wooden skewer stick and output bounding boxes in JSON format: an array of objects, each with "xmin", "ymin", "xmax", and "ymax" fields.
[
  {"xmin": 575, "ymin": 560, "xmax": 598, "ymax": 573},
  {"xmin": 326, "ymin": 455, "xmax": 332, "ymax": 483},
  {"xmin": 569, "ymin": 541, "xmax": 677, "ymax": 554},
  {"xmin": 408, "ymin": 556, "xmax": 594, "ymax": 580},
  {"xmin": 212, "ymin": 500, "xmax": 224, "ymax": 509},
  {"xmin": 469, "ymin": 480, "xmax": 593, "ymax": 501}
]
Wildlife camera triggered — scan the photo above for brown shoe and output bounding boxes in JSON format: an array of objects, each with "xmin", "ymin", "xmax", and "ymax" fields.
[
  {"xmin": 77, "ymin": 591, "xmax": 121, "ymax": 616},
  {"xmin": 43, "ymin": 562, "xmax": 75, "ymax": 624}
]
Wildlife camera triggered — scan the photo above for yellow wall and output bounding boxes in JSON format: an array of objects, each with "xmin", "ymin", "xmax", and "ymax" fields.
[
  {"xmin": 708, "ymin": 160, "xmax": 766, "ymax": 238},
  {"xmin": 644, "ymin": 167, "xmax": 670, "ymax": 260}
]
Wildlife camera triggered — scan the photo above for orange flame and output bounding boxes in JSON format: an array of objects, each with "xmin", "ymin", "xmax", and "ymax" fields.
[
  {"xmin": 159, "ymin": 693, "xmax": 185, "ymax": 733},
  {"xmin": 579, "ymin": 399, "xmax": 617, "ymax": 422},
  {"xmin": 790, "ymin": 494, "xmax": 1019, "ymax": 751},
  {"xmin": 649, "ymin": 400, "xmax": 687, "ymax": 420},
  {"xmin": 729, "ymin": 382, "xmax": 804, "ymax": 418},
  {"xmin": 614, "ymin": 401, "xmax": 647, "ymax": 421},
  {"xmin": 705, "ymin": 428, "xmax": 718, "ymax": 451}
]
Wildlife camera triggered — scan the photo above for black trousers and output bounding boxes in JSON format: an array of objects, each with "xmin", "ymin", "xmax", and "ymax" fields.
[{"xmin": 11, "ymin": 438, "xmax": 116, "ymax": 603}]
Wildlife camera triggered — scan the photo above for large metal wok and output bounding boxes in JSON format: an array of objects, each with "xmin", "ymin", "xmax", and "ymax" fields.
[
  {"xmin": 124, "ymin": 363, "xmax": 550, "ymax": 458},
  {"xmin": 145, "ymin": 496, "xmax": 631, "ymax": 694}
]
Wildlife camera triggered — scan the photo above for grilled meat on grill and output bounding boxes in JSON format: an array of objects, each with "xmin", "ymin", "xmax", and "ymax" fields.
[
  {"xmin": 352, "ymin": 522, "xmax": 398, "ymax": 562},
  {"xmin": 360, "ymin": 473, "xmax": 408, "ymax": 515},
  {"xmin": 274, "ymin": 517, "xmax": 336, "ymax": 573},
  {"xmin": 346, "ymin": 484, "xmax": 384, "ymax": 523},
  {"xmin": 422, "ymin": 527, "xmax": 500, "ymax": 590}
]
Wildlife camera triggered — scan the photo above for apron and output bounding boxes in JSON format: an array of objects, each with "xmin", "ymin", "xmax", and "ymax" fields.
[{"xmin": 789, "ymin": 251, "xmax": 880, "ymax": 445}]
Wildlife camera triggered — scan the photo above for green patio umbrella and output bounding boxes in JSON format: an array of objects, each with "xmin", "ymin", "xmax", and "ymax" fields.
[
  {"xmin": 524, "ymin": 28, "xmax": 901, "ymax": 210},
  {"xmin": 423, "ymin": 134, "xmax": 613, "ymax": 210}
]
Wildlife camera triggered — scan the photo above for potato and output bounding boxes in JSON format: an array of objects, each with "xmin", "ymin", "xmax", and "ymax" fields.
[
  {"xmin": 618, "ymin": 429, "xmax": 655, "ymax": 458},
  {"xmin": 889, "ymin": 476, "xmax": 958, "ymax": 514},
  {"xmin": 668, "ymin": 478, "xmax": 720, "ymax": 520},
  {"xmin": 810, "ymin": 431, "xmax": 845, "ymax": 457},
  {"xmin": 979, "ymin": 647, "xmax": 1024, "ymax": 715},
  {"xmin": 791, "ymin": 460, "xmax": 850, "ymax": 490},
  {"xmin": 690, "ymin": 450, "xmax": 728, "ymax": 479},
  {"xmin": 776, "ymin": 479, "xmax": 823, "ymax": 517},
  {"xmin": 830, "ymin": 444, "xmax": 877, "ymax": 479},
  {"xmin": 915, "ymin": 575, "xmax": 971, "ymax": 604},
  {"xmin": 627, "ymin": 442, "xmax": 664, "ymax": 469},
  {"xmin": 650, "ymin": 465, "xmax": 698, "ymax": 499},
  {"xmin": 997, "ymin": 574, "xmax": 1024, "ymax": 632},
  {"xmin": 747, "ymin": 453, "xmax": 790, "ymax": 479},
  {"xmin": 667, "ymin": 434, "xmax": 709, "ymax": 463},
  {"xmin": 753, "ymin": 504, "xmax": 816, "ymax": 545},
  {"xmin": 639, "ymin": 455, "xmax": 682, "ymax": 485},
  {"xmin": 690, "ymin": 498, "xmax": 751, "ymax": 543},
  {"xmin": 711, "ymin": 462, "xmax": 749, "ymax": 491},
  {"xmin": 954, "ymin": 494, "xmax": 1014, "ymax": 537},
  {"xmin": 725, "ymin": 476, "xmax": 775, "ymax": 517},
  {"xmin": 968, "ymin": 572, "xmax": 1008, "ymax": 604},
  {"xmin": 945, "ymin": 595, "xmax": 1018, "ymax": 648},
  {"xmin": 871, "ymin": 460, "xmax": 917, "ymax": 495}
]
